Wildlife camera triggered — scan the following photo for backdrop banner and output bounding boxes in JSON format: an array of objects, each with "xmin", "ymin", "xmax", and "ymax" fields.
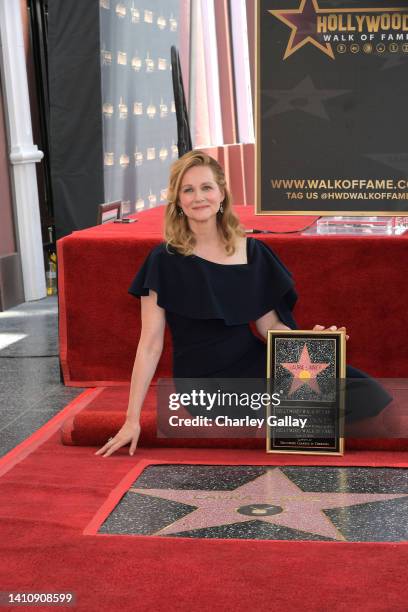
[
  {"xmin": 49, "ymin": 0, "xmax": 186, "ymax": 238},
  {"xmin": 100, "ymin": 0, "xmax": 182, "ymax": 217},
  {"xmin": 256, "ymin": 0, "xmax": 408, "ymax": 215}
]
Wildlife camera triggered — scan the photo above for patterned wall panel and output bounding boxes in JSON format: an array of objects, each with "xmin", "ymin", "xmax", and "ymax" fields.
[{"xmin": 100, "ymin": 0, "xmax": 183, "ymax": 214}]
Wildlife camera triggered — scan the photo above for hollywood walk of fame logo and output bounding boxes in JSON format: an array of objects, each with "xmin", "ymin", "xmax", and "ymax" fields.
[
  {"xmin": 268, "ymin": 0, "xmax": 408, "ymax": 60},
  {"xmin": 130, "ymin": 468, "xmax": 407, "ymax": 540},
  {"xmin": 279, "ymin": 343, "xmax": 330, "ymax": 396}
]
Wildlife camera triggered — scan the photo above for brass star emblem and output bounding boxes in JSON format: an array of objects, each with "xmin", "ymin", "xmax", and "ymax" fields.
[{"xmin": 269, "ymin": 0, "xmax": 334, "ymax": 60}]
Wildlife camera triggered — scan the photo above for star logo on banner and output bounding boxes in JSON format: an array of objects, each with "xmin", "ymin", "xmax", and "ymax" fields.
[
  {"xmin": 262, "ymin": 76, "xmax": 349, "ymax": 120},
  {"xmin": 280, "ymin": 344, "xmax": 330, "ymax": 395},
  {"xmin": 365, "ymin": 153, "xmax": 408, "ymax": 173},
  {"xmin": 131, "ymin": 469, "xmax": 406, "ymax": 540},
  {"xmin": 269, "ymin": 0, "xmax": 334, "ymax": 60},
  {"xmin": 381, "ymin": 54, "xmax": 408, "ymax": 71}
]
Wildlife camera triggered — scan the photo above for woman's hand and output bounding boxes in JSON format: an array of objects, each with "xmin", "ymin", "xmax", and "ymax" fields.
[
  {"xmin": 313, "ymin": 324, "xmax": 349, "ymax": 340},
  {"xmin": 94, "ymin": 420, "xmax": 141, "ymax": 458}
]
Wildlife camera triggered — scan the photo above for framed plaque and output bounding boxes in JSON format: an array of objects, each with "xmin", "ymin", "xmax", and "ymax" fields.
[{"xmin": 266, "ymin": 330, "xmax": 345, "ymax": 455}]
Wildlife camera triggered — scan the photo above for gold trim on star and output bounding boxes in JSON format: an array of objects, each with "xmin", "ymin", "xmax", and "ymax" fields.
[{"xmin": 269, "ymin": 0, "xmax": 334, "ymax": 60}]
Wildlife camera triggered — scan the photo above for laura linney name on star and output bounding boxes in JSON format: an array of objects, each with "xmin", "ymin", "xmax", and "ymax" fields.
[{"xmin": 168, "ymin": 415, "xmax": 308, "ymax": 429}]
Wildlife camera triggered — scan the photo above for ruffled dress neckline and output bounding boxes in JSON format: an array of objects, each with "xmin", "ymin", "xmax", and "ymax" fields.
[{"xmin": 128, "ymin": 238, "xmax": 298, "ymax": 328}]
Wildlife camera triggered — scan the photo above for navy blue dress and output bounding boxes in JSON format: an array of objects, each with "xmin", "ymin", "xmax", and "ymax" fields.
[{"xmin": 129, "ymin": 238, "xmax": 391, "ymax": 421}]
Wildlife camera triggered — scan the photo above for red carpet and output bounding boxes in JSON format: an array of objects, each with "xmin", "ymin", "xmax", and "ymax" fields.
[
  {"xmin": 1, "ymin": 392, "xmax": 407, "ymax": 611},
  {"xmin": 52, "ymin": 200, "xmax": 408, "ymax": 608}
]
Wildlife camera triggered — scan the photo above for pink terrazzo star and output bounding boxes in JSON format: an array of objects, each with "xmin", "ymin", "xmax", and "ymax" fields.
[
  {"xmin": 280, "ymin": 344, "xmax": 330, "ymax": 396},
  {"xmin": 131, "ymin": 469, "xmax": 406, "ymax": 540}
]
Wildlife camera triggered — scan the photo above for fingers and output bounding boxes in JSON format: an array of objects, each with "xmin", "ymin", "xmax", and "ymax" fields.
[
  {"xmin": 338, "ymin": 326, "xmax": 350, "ymax": 340},
  {"xmin": 94, "ymin": 438, "xmax": 117, "ymax": 457},
  {"xmin": 313, "ymin": 325, "xmax": 349, "ymax": 340},
  {"xmin": 129, "ymin": 437, "xmax": 139, "ymax": 456},
  {"xmin": 94, "ymin": 436, "xmax": 123, "ymax": 458},
  {"xmin": 101, "ymin": 440, "xmax": 123, "ymax": 458},
  {"xmin": 95, "ymin": 425, "xmax": 141, "ymax": 458},
  {"xmin": 99, "ymin": 435, "xmax": 138, "ymax": 458},
  {"xmin": 129, "ymin": 426, "xmax": 141, "ymax": 456},
  {"xmin": 94, "ymin": 443, "xmax": 110, "ymax": 456}
]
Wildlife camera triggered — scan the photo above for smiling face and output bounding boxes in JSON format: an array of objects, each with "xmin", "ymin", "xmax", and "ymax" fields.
[{"xmin": 177, "ymin": 165, "xmax": 225, "ymax": 224}]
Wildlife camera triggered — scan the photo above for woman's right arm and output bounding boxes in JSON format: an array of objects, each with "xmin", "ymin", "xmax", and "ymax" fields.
[{"xmin": 95, "ymin": 289, "xmax": 165, "ymax": 457}]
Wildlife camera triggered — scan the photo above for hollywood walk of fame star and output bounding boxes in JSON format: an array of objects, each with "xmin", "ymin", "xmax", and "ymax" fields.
[
  {"xmin": 280, "ymin": 344, "xmax": 330, "ymax": 396},
  {"xmin": 262, "ymin": 76, "xmax": 349, "ymax": 120},
  {"xmin": 365, "ymin": 153, "xmax": 408, "ymax": 174},
  {"xmin": 381, "ymin": 54, "xmax": 408, "ymax": 71},
  {"xmin": 269, "ymin": 0, "xmax": 334, "ymax": 60},
  {"xmin": 130, "ymin": 468, "xmax": 406, "ymax": 540}
]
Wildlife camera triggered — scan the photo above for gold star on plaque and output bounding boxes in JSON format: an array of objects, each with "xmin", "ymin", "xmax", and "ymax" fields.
[{"xmin": 269, "ymin": 0, "xmax": 334, "ymax": 60}]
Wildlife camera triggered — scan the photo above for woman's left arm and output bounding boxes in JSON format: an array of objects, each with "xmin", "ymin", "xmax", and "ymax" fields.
[{"xmin": 255, "ymin": 309, "xmax": 290, "ymax": 340}]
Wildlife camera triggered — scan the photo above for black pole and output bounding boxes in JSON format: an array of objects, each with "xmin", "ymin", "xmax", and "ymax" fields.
[{"xmin": 171, "ymin": 45, "xmax": 192, "ymax": 158}]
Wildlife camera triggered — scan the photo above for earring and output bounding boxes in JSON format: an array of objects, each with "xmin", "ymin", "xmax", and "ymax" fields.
[
  {"xmin": 178, "ymin": 207, "xmax": 184, "ymax": 216},
  {"xmin": 219, "ymin": 203, "xmax": 224, "ymax": 214}
]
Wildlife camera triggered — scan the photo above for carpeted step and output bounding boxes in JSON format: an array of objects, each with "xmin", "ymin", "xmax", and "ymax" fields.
[{"xmin": 60, "ymin": 385, "xmax": 408, "ymax": 451}]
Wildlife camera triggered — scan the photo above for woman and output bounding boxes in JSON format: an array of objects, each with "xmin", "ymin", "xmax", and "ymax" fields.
[{"xmin": 96, "ymin": 150, "xmax": 390, "ymax": 457}]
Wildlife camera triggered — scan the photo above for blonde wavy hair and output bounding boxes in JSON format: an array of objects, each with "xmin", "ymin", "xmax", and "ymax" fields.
[{"xmin": 164, "ymin": 150, "xmax": 245, "ymax": 256}]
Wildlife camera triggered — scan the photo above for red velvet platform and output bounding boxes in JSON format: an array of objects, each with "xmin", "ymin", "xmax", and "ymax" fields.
[{"xmin": 57, "ymin": 205, "xmax": 408, "ymax": 387}]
